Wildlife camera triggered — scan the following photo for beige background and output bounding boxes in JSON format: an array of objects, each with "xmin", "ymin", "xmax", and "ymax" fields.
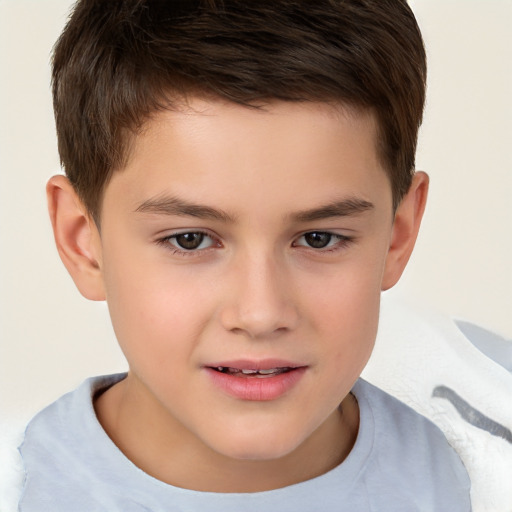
[{"xmin": 1, "ymin": 0, "xmax": 511, "ymax": 421}]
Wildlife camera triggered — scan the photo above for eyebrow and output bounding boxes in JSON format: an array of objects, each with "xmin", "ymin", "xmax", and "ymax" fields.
[
  {"xmin": 290, "ymin": 198, "xmax": 374, "ymax": 222},
  {"xmin": 135, "ymin": 196, "xmax": 236, "ymax": 222},
  {"xmin": 134, "ymin": 195, "xmax": 374, "ymax": 223}
]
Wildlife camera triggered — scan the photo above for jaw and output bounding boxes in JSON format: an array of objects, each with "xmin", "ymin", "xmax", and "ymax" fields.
[{"xmin": 95, "ymin": 366, "xmax": 359, "ymax": 492}]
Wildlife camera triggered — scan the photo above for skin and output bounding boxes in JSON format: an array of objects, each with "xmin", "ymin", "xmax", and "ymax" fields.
[{"xmin": 47, "ymin": 99, "xmax": 428, "ymax": 492}]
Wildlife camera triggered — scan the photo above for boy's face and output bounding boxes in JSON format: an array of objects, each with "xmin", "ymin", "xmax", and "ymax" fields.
[{"xmin": 53, "ymin": 99, "xmax": 426, "ymax": 477}]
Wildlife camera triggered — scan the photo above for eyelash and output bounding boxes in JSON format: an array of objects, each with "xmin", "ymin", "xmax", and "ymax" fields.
[
  {"xmin": 293, "ymin": 232, "xmax": 353, "ymax": 252},
  {"xmin": 156, "ymin": 230, "xmax": 354, "ymax": 257},
  {"xmin": 156, "ymin": 230, "xmax": 219, "ymax": 257}
]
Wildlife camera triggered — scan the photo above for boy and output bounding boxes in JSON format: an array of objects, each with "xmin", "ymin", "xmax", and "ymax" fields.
[{"xmin": 19, "ymin": 0, "xmax": 471, "ymax": 510}]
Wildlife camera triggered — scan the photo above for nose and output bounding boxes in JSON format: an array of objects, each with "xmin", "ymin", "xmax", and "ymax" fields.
[{"xmin": 220, "ymin": 252, "xmax": 299, "ymax": 339}]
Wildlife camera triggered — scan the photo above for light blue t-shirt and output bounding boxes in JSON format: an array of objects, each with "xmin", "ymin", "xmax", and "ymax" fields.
[{"xmin": 19, "ymin": 374, "xmax": 471, "ymax": 511}]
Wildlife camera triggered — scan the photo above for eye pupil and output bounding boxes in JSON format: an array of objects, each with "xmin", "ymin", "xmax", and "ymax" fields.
[
  {"xmin": 176, "ymin": 232, "xmax": 204, "ymax": 250},
  {"xmin": 305, "ymin": 232, "xmax": 331, "ymax": 248}
]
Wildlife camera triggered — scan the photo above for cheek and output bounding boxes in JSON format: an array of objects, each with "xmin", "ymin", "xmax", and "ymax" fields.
[
  {"xmin": 101, "ymin": 250, "xmax": 215, "ymax": 368},
  {"xmin": 302, "ymin": 254, "xmax": 384, "ymax": 372}
]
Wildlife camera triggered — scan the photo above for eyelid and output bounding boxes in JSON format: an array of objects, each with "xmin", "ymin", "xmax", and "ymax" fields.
[
  {"xmin": 156, "ymin": 229, "xmax": 222, "ymax": 255},
  {"xmin": 293, "ymin": 230, "xmax": 354, "ymax": 251}
]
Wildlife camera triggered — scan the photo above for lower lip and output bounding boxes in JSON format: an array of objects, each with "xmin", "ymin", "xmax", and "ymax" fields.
[{"xmin": 205, "ymin": 367, "xmax": 307, "ymax": 401}]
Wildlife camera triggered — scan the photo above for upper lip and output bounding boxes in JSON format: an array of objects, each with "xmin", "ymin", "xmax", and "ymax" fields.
[{"xmin": 204, "ymin": 359, "xmax": 306, "ymax": 371}]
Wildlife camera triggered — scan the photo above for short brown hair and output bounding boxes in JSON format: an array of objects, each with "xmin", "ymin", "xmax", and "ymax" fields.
[{"xmin": 52, "ymin": 0, "xmax": 426, "ymax": 219}]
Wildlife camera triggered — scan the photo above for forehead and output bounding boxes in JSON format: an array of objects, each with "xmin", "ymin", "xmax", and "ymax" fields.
[{"xmin": 103, "ymin": 99, "xmax": 392, "ymax": 219}]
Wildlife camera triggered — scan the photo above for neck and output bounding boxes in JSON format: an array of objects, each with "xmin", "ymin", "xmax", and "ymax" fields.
[{"xmin": 94, "ymin": 375, "xmax": 359, "ymax": 493}]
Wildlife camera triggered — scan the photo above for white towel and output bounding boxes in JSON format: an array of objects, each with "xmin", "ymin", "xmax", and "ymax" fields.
[
  {"xmin": 363, "ymin": 296, "xmax": 512, "ymax": 511},
  {"xmin": 0, "ymin": 417, "xmax": 26, "ymax": 512}
]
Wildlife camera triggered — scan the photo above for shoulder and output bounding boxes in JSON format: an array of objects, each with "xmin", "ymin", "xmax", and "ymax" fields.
[
  {"xmin": 352, "ymin": 379, "xmax": 472, "ymax": 510},
  {"xmin": 354, "ymin": 378, "xmax": 451, "ymax": 443},
  {"xmin": 18, "ymin": 374, "xmax": 127, "ymax": 512},
  {"xmin": 21, "ymin": 374, "xmax": 124, "ymax": 459}
]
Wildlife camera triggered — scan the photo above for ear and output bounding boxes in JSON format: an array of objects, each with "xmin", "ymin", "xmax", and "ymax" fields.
[
  {"xmin": 47, "ymin": 175, "xmax": 105, "ymax": 301},
  {"xmin": 381, "ymin": 171, "xmax": 429, "ymax": 291}
]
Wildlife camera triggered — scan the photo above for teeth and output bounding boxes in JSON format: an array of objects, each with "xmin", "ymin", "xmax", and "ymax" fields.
[
  {"xmin": 257, "ymin": 368, "xmax": 280, "ymax": 375},
  {"xmin": 214, "ymin": 366, "xmax": 291, "ymax": 376}
]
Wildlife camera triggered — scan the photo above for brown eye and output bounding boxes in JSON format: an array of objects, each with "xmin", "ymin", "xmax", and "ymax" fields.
[
  {"xmin": 158, "ymin": 230, "xmax": 219, "ymax": 255},
  {"xmin": 173, "ymin": 232, "xmax": 206, "ymax": 250},
  {"xmin": 294, "ymin": 231, "xmax": 352, "ymax": 252},
  {"xmin": 303, "ymin": 232, "xmax": 332, "ymax": 248}
]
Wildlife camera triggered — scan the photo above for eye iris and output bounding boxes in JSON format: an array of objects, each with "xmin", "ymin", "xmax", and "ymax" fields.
[
  {"xmin": 305, "ymin": 232, "xmax": 331, "ymax": 248},
  {"xmin": 175, "ymin": 233, "xmax": 204, "ymax": 250}
]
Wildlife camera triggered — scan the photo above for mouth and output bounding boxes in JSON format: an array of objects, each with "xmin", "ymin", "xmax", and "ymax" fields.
[
  {"xmin": 204, "ymin": 361, "xmax": 307, "ymax": 400},
  {"xmin": 210, "ymin": 366, "xmax": 297, "ymax": 378}
]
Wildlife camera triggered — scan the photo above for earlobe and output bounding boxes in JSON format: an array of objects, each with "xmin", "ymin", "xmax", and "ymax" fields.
[
  {"xmin": 381, "ymin": 171, "xmax": 429, "ymax": 291},
  {"xmin": 47, "ymin": 175, "xmax": 106, "ymax": 301}
]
